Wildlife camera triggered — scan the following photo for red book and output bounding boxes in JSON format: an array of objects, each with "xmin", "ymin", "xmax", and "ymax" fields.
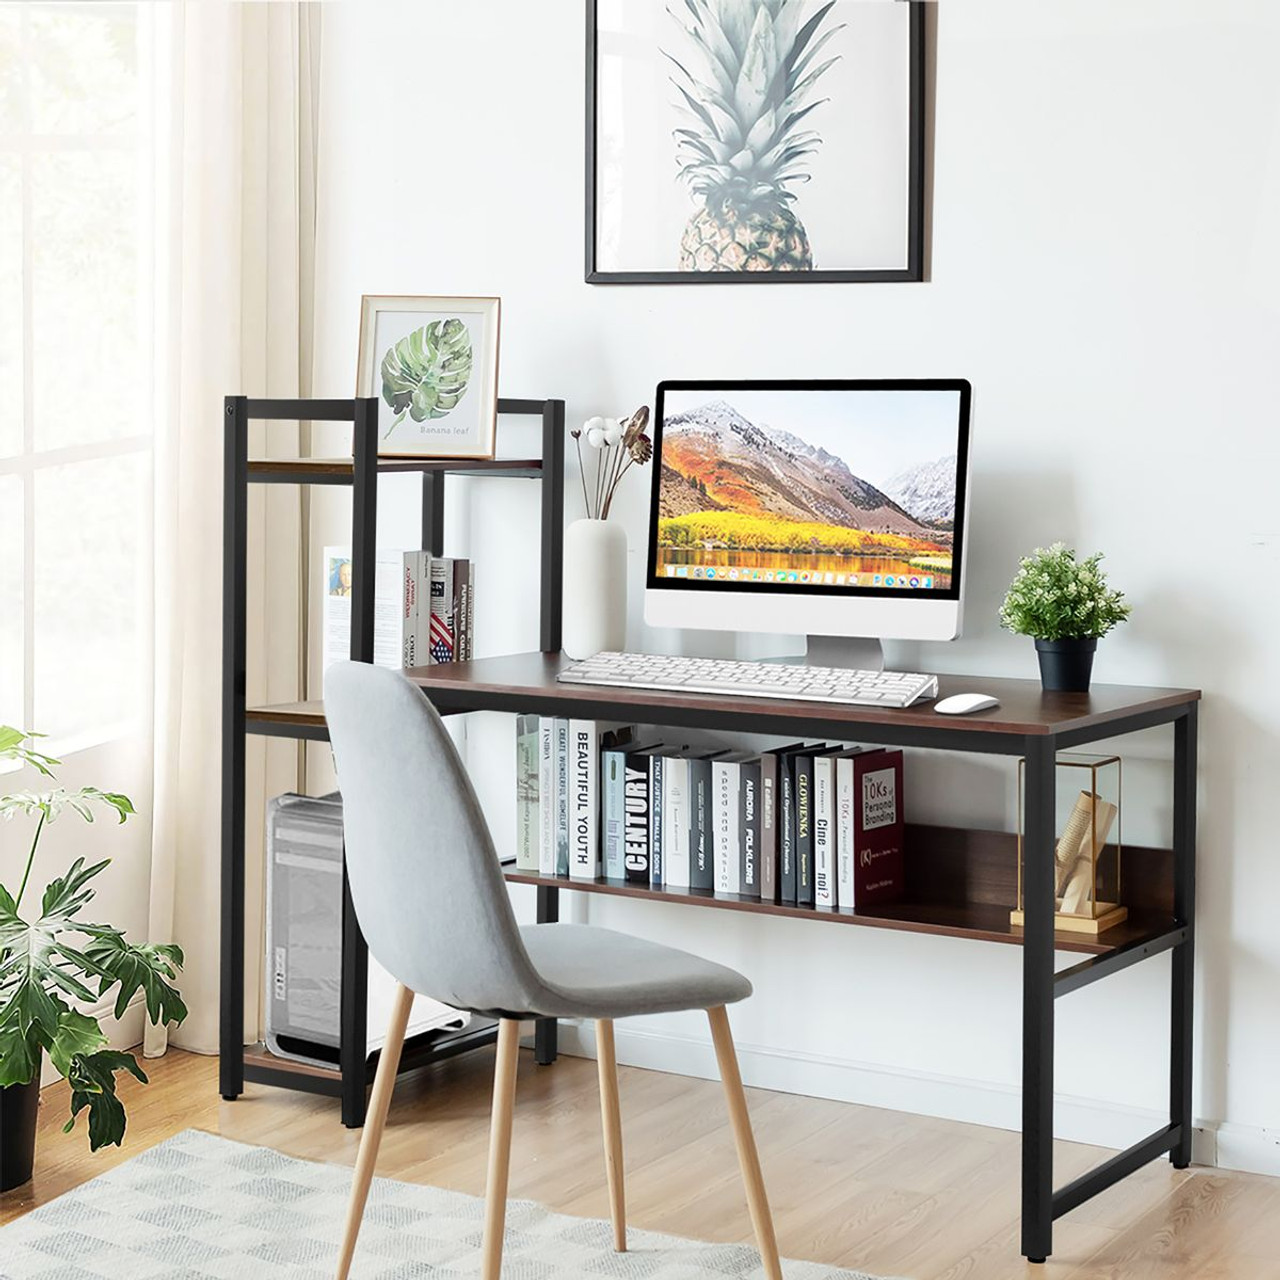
[{"xmin": 840, "ymin": 749, "xmax": 905, "ymax": 906}]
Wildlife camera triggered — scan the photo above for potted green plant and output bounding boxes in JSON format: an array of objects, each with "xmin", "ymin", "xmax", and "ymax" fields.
[
  {"xmin": 0, "ymin": 727, "xmax": 186, "ymax": 1191},
  {"xmin": 999, "ymin": 544, "xmax": 1132, "ymax": 693}
]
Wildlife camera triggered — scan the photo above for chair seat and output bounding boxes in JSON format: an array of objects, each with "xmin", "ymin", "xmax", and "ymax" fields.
[{"xmin": 516, "ymin": 924, "xmax": 752, "ymax": 1020}]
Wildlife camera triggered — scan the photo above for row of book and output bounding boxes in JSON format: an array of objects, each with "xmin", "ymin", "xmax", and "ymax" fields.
[
  {"xmin": 515, "ymin": 718, "xmax": 904, "ymax": 909},
  {"xmin": 322, "ymin": 547, "xmax": 474, "ymax": 673}
]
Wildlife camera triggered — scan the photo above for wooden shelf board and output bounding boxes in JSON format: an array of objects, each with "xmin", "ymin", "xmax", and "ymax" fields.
[
  {"xmin": 247, "ymin": 457, "xmax": 542, "ymax": 480},
  {"xmin": 242, "ymin": 1017, "xmax": 498, "ymax": 1084},
  {"xmin": 504, "ymin": 869, "xmax": 1172, "ymax": 956}
]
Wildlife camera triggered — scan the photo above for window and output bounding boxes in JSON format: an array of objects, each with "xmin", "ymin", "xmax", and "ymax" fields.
[{"xmin": 0, "ymin": 3, "xmax": 151, "ymax": 747}]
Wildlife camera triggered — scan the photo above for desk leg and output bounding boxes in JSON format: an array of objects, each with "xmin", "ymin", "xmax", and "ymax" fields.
[
  {"xmin": 535, "ymin": 884, "xmax": 559, "ymax": 1065},
  {"xmin": 1021, "ymin": 738, "xmax": 1056, "ymax": 1263},
  {"xmin": 1170, "ymin": 704, "xmax": 1197, "ymax": 1166}
]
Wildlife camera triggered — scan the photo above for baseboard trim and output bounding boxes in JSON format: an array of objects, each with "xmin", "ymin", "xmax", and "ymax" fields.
[{"xmin": 552, "ymin": 1021, "xmax": 1271, "ymax": 1177}]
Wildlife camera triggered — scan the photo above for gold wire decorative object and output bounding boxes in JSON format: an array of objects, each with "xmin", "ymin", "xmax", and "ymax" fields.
[{"xmin": 1011, "ymin": 753, "xmax": 1125, "ymax": 936}]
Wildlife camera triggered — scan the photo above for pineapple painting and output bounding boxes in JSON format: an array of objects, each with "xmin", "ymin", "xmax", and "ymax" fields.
[{"xmin": 664, "ymin": 0, "xmax": 842, "ymax": 273}]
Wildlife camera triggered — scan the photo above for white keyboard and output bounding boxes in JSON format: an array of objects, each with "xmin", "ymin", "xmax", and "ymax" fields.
[{"xmin": 557, "ymin": 652, "xmax": 939, "ymax": 708}]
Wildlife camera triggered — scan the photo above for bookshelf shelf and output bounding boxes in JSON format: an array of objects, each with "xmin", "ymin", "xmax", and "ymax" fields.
[
  {"xmin": 247, "ymin": 457, "xmax": 544, "ymax": 484},
  {"xmin": 221, "ymin": 395, "xmax": 565, "ymax": 1130},
  {"xmin": 505, "ymin": 821, "xmax": 1179, "ymax": 957},
  {"xmin": 504, "ymin": 870, "xmax": 1173, "ymax": 956}
]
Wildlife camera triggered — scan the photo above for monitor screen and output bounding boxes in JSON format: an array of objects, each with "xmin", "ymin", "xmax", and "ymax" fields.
[{"xmin": 646, "ymin": 380, "xmax": 970, "ymax": 601}]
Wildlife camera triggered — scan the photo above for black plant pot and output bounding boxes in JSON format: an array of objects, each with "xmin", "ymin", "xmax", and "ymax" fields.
[
  {"xmin": 1035, "ymin": 637, "xmax": 1097, "ymax": 693},
  {"xmin": 0, "ymin": 1076, "xmax": 40, "ymax": 1192}
]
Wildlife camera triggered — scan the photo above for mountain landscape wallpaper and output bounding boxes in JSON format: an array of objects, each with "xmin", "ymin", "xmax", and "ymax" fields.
[{"xmin": 656, "ymin": 393, "xmax": 959, "ymax": 588}]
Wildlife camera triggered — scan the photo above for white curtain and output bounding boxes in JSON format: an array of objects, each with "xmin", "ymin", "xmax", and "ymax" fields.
[{"xmin": 146, "ymin": 0, "xmax": 322, "ymax": 1056}]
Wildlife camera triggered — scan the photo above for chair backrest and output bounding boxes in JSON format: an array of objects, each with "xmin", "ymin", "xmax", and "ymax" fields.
[{"xmin": 323, "ymin": 661, "xmax": 545, "ymax": 1015}]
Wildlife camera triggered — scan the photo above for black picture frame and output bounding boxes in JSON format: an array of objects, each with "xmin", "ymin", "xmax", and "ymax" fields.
[{"xmin": 585, "ymin": 0, "xmax": 927, "ymax": 285}]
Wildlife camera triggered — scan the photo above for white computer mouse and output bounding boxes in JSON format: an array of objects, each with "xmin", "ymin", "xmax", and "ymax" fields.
[{"xmin": 934, "ymin": 692, "xmax": 1001, "ymax": 715}]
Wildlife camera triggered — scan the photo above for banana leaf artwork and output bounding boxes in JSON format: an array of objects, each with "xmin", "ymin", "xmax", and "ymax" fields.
[
  {"xmin": 380, "ymin": 319, "xmax": 473, "ymax": 431},
  {"xmin": 587, "ymin": 1, "xmax": 926, "ymax": 284},
  {"xmin": 357, "ymin": 295, "xmax": 501, "ymax": 458}
]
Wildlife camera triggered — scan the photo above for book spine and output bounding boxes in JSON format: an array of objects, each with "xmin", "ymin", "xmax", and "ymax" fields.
[
  {"xmin": 759, "ymin": 754, "xmax": 778, "ymax": 904},
  {"xmin": 663, "ymin": 757, "xmax": 691, "ymax": 889},
  {"xmin": 452, "ymin": 559, "xmax": 467, "ymax": 662},
  {"xmin": 854, "ymin": 750, "xmax": 905, "ymax": 904},
  {"xmin": 568, "ymin": 719, "xmax": 598, "ymax": 879},
  {"xmin": 554, "ymin": 718, "xmax": 570, "ymax": 876},
  {"xmin": 649, "ymin": 754, "xmax": 665, "ymax": 887},
  {"xmin": 814, "ymin": 757, "xmax": 834, "ymax": 908},
  {"xmin": 713, "ymin": 760, "xmax": 741, "ymax": 895},
  {"xmin": 515, "ymin": 714, "xmax": 539, "ymax": 872},
  {"xmin": 779, "ymin": 758, "xmax": 796, "ymax": 905},
  {"xmin": 538, "ymin": 717, "xmax": 556, "ymax": 875},
  {"xmin": 465, "ymin": 561, "xmax": 475, "ymax": 659},
  {"xmin": 428, "ymin": 558, "xmax": 456, "ymax": 664},
  {"xmin": 402, "ymin": 553, "xmax": 419, "ymax": 668},
  {"xmin": 689, "ymin": 758, "xmax": 713, "ymax": 891},
  {"xmin": 836, "ymin": 756, "xmax": 856, "ymax": 908},
  {"xmin": 795, "ymin": 755, "xmax": 814, "ymax": 908},
  {"xmin": 739, "ymin": 759, "xmax": 761, "ymax": 899},
  {"xmin": 602, "ymin": 748, "xmax": 626, "ymax": 879},
  {"xmin": 623, "ymin": 753, "xmax": 651, "ymax": 884}
]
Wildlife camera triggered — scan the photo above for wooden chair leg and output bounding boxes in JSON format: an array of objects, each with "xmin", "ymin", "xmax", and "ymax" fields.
[
  {"xmin": 595, "ymin": 1019, "xmax": 627, "ymax": 1251},
  {"xmin": 481, "ymin": 1018, "xmax": 522, "ymax": 1280},
  {"xmin": 707, "ymin": 1005, "xmax": 783, "ymax": 1280},
  {"xmin": 335, "ymin": 982, "xmax": 414, "ymax": 1280}
]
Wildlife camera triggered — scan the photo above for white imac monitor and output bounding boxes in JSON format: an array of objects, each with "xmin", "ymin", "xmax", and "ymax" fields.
[{"xmin": 643, "ymin": 379, "xmax": 973, "ymax": 667}]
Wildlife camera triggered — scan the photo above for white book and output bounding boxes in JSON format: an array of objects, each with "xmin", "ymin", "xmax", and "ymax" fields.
[
  {"xmin": 835, "ymin": 749, "xmax": 864, "ymax": 909},
  {"xmin": 712, "ymin": 756, "xmax": 743, "ymax": 896},
  {"xmin": 662, "ymin": 756, "xmax": 691, "ymax": 889},
  {"xmin": 554, "ymin": 718, "xmax": 570, "ymax": 876},
  {"xmin": 814, "ymin": 756, "xmax": 835, "ymax": 908},
  {"xmin": 322, "ymin": 546, "xmax": 421, "ymax": 677},
  {"xmin": 515, "ymin": 714, "xmax": 540, "ymax": 872},
  {"xmin": 538, "ymin": 717, "xmax": 557, "ymax": 875},
  {"xmin": 568, "ymin": 719, "xmax": 599, "ymax": 880}
]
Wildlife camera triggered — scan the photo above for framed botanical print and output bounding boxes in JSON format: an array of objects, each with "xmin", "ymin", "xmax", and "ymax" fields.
[
  {"xmin": 356, "ymin": 295, "xmax": 501, "ymax": 458},
  {"xmin": 586, "ymin": 0, "xmax": 925, "ymax": 284}
]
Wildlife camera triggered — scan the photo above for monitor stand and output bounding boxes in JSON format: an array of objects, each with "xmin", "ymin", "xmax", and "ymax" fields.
[{"xmin": 805, "ymin": 634, "xmax": 885, "ymax": 671}]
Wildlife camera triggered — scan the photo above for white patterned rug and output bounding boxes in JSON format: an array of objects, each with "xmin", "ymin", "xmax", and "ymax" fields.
[{"xmin": 0, "ymin": 1129, "xmax": 894, "ymax": 1279}]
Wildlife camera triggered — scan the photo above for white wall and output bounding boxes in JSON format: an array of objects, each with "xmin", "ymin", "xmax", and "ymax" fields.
[{"xmin": 311, "ymin": 0, "xmax": 1280, "ymax": 1172}]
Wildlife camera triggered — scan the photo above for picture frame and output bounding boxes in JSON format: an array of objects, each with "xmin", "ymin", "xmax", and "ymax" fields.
[
  {"xmin": 356, "ymin": 295, "xmax": 501, "ymax": 458},
  {"xmin": 586, "ymin": 0, "xmax": 926, "ymax": 285}
]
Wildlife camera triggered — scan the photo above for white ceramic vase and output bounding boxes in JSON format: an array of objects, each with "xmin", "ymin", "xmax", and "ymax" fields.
[{"xmin": 562, "ymin": 518, "xmax": 627, "ymax": 659}]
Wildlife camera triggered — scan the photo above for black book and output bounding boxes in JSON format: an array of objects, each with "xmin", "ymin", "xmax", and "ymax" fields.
[
  {"xmin": 759, "ymin": 743, "xmax": 801, "ymax": 905},
  {"xmin": 622, "ymin": 745, "xmax": 661, "ymax": 884},
  {"xmin": 795, "ymin": 746, "xmax": 839, "ymax": 908},
  {"xmin": 779, "ymin": 744, "xmax": 818, "ymax": 905},
  {"xmin": 738, "ymin": 757, "xmax": 763, "ymax": 899}
]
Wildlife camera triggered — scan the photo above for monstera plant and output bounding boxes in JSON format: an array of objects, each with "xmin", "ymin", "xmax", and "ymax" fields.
[
  {"xmin": 0, "ymin": 727, "xmax": 186, "ymax": 1188},
  {"xmin": 380, "ymin": 318, "xmax": 473, "ymax": 432}
]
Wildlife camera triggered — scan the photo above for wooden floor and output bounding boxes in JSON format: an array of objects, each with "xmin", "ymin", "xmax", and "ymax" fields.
[{"xmin": 3, "ymin": 1046, "xmax": 1278, "ymax": 1279}]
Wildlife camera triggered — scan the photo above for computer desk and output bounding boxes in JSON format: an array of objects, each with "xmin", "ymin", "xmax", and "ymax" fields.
[{"xmin": 248, "ymin": 651, "xmax": 1199, "ymax": 1264}]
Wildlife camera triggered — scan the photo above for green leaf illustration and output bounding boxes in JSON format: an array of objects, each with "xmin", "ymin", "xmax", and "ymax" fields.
[{"xmin": 380, "ymin": 318, "xmax": 473, "ymax": 434}]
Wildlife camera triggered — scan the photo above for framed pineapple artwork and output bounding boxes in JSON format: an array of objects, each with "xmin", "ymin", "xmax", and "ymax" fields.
[
  {"xmin": 356, "ymin": 295, "xmax": 501, "ymax": 458},
  {"xmin": 586, "ymin": 0, "xmax": 925, "ymax": 284}
]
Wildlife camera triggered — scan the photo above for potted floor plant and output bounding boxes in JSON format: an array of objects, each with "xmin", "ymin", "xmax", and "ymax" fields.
[
  {"xmin": 0, "ymin": 727, "xmax": 186, "ymax": 1191},
  {"xmin": 999, "ymin": 544, "xmax": 1132, "ymax": 693}
]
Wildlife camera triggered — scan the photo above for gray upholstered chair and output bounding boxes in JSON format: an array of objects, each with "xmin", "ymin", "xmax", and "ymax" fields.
[{"xmin": 325, "ymin": 662, "xmax": 781, "ymax": 1280}]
